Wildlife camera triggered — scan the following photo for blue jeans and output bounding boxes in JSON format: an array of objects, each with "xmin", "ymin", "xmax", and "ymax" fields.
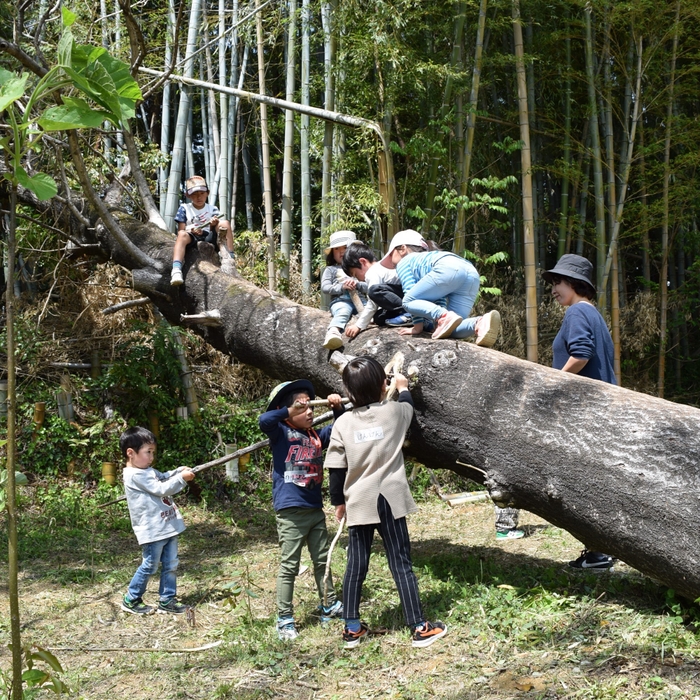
[
  {"xmin": 328, "ymin": 299, "xmax": 355, "ymax": 330},
  {"xmin": 402, "ymin": 256, "xmax": 480, "ymax": 338},
  {"xmin": 127, "ymin": 535, "xmax": 179, "ymax": 603}
]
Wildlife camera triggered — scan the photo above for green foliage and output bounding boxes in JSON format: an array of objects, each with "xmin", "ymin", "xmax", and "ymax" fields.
[
  {"xmin": 0, "ymin": 645, "xmax": 69, "ymax": 697},
  {"xmin": 0, "ymin": 462, "xmax": 28, "ymax": 513},
  {"xmin": 462, "ymin": 249, "xmax": 509, "ymax": 298},
  {"xmin": 95, "ymin": 320, "xmax": 183, "ymax": 423}
]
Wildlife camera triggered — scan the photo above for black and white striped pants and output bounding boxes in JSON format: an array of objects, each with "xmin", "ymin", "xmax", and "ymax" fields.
[{"xmin": 343, "ymin": 494, "xmax": 423, "ymax": 629}]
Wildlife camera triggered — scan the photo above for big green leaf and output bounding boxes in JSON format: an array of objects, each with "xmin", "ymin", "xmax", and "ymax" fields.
[
  {"xmin": 15, "ymin": 166, "xmax": 58, "ymax": 201},
  {"xmin": 0, "ymin": 73, "xmax": 28, "ymax": 114},
  {"xmin": 38, "ymin": 98, "xmax": 111, "ymax": 131}
]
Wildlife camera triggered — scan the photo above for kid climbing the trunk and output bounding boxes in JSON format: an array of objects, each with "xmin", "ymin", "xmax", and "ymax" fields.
[
  {"xmin": 341, "ymin": 242, "xmax": 413, "ymax": 338},
  {"xmin": 259, "ymin": 380, "xmax": 346, "ymax": 640},
  {"xmin": 325, "ymin": 356, "xmax": 447, "ymax": 649},
  {"xmin": 321, "ymin": 230, "xmax": 368, "ymax": 349},
  {"xmin": 171, "ymin": 176, "xmax": 234, "ymax": 286},
  {"xmin": 382, "ymin": 229, "xmax": 501, "ymax": 345}
]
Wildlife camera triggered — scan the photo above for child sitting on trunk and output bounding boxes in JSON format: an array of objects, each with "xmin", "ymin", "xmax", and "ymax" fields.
[
  {"xmin": 171, "ymin": 176, "xmax": 234, "ymax": 286},
  {"xmin": 321, "ymin": 230, "xmax": 368, "ymax": 350},
  {"xmin": 341, "ymin": 242, "xmax": 414, "ymax": 338}
]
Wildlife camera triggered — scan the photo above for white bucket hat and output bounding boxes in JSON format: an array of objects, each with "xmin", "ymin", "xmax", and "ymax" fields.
[
  {"xmin": 380, "ymin": 229, "xmax": 428, "ymax": 268},
  {"xmin": 324, "ymin": 230, "xmax": 358, "ymax": 255}
]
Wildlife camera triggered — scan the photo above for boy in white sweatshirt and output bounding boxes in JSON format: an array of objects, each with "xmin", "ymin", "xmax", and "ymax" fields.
[{"xmin": 120, "ymin": 427, "xmax": 195, "ymax": 615}]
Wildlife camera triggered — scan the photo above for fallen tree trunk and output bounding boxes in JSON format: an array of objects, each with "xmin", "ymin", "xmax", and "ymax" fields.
[{"xmin": 92, "ymin": 214, "xmax": 700, "ymax": 601}]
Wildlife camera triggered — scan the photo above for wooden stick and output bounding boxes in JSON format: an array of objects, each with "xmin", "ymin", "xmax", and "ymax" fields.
[
  {"xmin": 305, "ymin": 397, "xmax": 350, "ymax": 407},
  {"xmin": 323, "ymin": 515, "xmax": 345, "ymax": 608},
  {"xmin": 348, "ymin": 289, "xmax": 364, "ymax": 314},
  {"xmin": 101, "ymin": 297, "xmax": 151, "ymax": 315},
  {"xmin": 100, "ymin": 408, "xmax": 339, "ymax": 507},
  {"xmin": 46, "ymin": 641, "xmax": 221, "ymax": 654}
]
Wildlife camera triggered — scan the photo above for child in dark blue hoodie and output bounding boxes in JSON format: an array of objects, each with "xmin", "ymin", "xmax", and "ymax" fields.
[{"xmin": 259, "ymin": 380, "xmax": 345, "ymax": 640}]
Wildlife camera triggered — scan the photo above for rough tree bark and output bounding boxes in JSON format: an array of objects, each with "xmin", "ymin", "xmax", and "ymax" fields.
[{"xmin": 79, "ymin": 207, "xmax": 700, "ymax": 602}]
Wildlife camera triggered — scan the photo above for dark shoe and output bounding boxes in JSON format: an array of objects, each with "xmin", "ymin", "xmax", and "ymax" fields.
[
  {"xmin": 385, "ymin": 313, "xmax": 413, "ymax": 327},
  {"xmin": 121, "ymin": 595, "xmax": 154, "ymax": 615},
  {"xmin": 318, "ymin": 599, "xmax": 344, "ymax": 623},
  {"xmin": 412, "ymin": 620, "xmax": 447, "ymax": 648},
  {"xmin": 343, "ymin": 622, "xmax": 369, "ymax": 649},
  {"xmin": 157, "ymin": 598, "xmax": 189, "ymax": 614},
  {"xmin": 568, "ymin": 550, "xmax": 614, "ymax": 570}
]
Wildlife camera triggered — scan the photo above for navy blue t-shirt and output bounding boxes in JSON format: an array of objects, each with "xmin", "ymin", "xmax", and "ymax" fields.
[
  {"xmin": 552, "ymin": 302, "xmax": 616, "ymax": 385},
  {"xmin": 259, "ymin": 406, "xmax": 343, "ymax": 511}
]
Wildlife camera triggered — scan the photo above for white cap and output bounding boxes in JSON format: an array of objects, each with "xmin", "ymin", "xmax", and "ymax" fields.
[
  {"xmin": 380, "ymin": 229, "xmax": 428, "ymax": 268},
  {"xmin": 324, "ymin": 230, "xmax": 358, "ymax": 255}
]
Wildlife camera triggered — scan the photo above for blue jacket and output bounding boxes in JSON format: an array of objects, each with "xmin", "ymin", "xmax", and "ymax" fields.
[
  {"xmin": 552, "ymin": 302, "xmax": 616, "ymax": 385},
  {"xmin": 259, "ymin": 406, "xmax": 343, "ymax": 511}
]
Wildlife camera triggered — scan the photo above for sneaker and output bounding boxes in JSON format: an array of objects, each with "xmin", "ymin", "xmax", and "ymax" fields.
[
  {"xmin": 385, "ymin": 313, "xmax": 414, "ymax": 327},
  {"xmin": 475, "ymin": 310, "xmax": 501, "ymax": 347},
  {"xmin": 323, "ymin": 327, "xmax": 344, "ymax": 350},
  {"xmin": 318, "ymin": 599, "xmax": 344, "ymax": 623},
  {"xmin": 277, "ymin": 617, "xmax": 299, "ymax": 641},
  {"xmin": 121, "ymin": 594, "xmax": 154, "ymax": 615},
  {"xmin": 568, "ymin": 550, "xmax": 614, "ymax": 570},
  {"xmin": 431, "ymin": 311, "xmax": 463, "ymax": 340},
  {"xmin": 171, "ymin": 267, "xmax": 184, "ymax": 286},
  {"xmin": 412, "ymin": 620, "xmax": 447, "ymax": 648},
  {"xmin": 343, "ymin": 622, "xmax": 369, "ymax": 649},
  {"xmin": 157, "ymin": 598, "xmax": 189, "ymax": 614},
  {"xmin": 496, "ymin": 529, "xmax": 525, "ymax": 540}
]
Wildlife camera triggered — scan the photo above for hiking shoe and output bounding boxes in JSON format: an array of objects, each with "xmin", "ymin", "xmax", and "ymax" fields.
[
  {"xmin": 343, "ymin": 622, "xmax": 369, "ymax": 649},
  {"xmin": 385, "ymin": 313, "xmax": 413, "ymax": 327},
  {"xmin": 412, "ymin": 620, "xmax": 447, "ymax": 648},
  {"xmin": 431, "ymin": 311, "xmax": 463, "ymax": 340},
  {"xmin": 475, "ymin": 310, "xmax": 501, "ymax": 347},
  {"xmin": 277, "ymin": 617, "xmax": 299, "ymax": 641},
  {"xmin": 171, "ymin": 267, "xmax": 184, "ymax": 286},
  {"xmin": 568, "ymin": 550, "xmax": 614, "ymax": 570},
  {"xmin": 157, "ymin": 598, "xmax": 189, "ymax": 614},
  {"xmin": 323, "ymin": 327, "xmax": 344, "ymax": 350},
  {"xmin": 318, "ymin": 599, "xmax": 344, "ymax": 623},
  {"xmin": 496, "ymin": 529, "xmax": 525, "ymax": 540},
  {"xmin": 121, "ymin": 595, "xmax": 154, "ymax": 615}
]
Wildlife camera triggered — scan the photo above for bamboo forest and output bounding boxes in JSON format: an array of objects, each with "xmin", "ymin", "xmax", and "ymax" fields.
[
  {"xmin": 2, "ymin": 0, "xmax": 699, "ymax": 397},
  {"xmin": 2, "ymin": 1, "xmax": 700, "ymax": 698}
]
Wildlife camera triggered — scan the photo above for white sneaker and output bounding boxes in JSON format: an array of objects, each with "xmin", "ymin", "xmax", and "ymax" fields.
[
  {"xmin": 171, "ymin": 267, "xmax": 184, "ymax": 286},
  {"xmin": 475, "ymin": 310, "xmax": 501, "ymax": 347},
  {"xmin": 323, "ymin": 327, "xmax": 344, "ymax": 350}
]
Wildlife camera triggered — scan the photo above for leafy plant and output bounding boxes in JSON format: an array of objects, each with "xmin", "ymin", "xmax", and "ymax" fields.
[{"xmin": 0, "ymin": 645, "xmax": 69, "ymax": 697}]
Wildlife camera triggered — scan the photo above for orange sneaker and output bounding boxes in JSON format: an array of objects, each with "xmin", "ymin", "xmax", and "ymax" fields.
[
  {"xmin": 342, "ymin": 622, "xmax": 369, "ymax": 649},
  {"xmin": 412, "ymin": 620, "xmax": 447, "ymax": 647}
]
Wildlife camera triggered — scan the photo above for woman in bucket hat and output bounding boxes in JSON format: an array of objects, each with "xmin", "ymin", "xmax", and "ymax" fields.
[
  {"xmin": 542, "ymin": 253, "xmax": 616, "ymax": 569},
  {"xmin": 320, "ymin": 231, "xmax": 368, "ymax": 349}
]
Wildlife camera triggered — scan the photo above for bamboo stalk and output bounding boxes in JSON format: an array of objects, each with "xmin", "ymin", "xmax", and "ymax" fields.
[
  {"xmin": 513, "ymin": 0, "xmax": 538, "ymax": 363},
  {"xmin": 280, "ymin": 0, "xmax": 297, "ymax": 282},
  {"xmin": 455, "ymin": 0, "xmax": 488, "ymax": 253}
]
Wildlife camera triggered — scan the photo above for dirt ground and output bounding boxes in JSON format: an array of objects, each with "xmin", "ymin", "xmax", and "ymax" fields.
[{"xmin": 1, "ymin": 495, "xmax": 699, "ymax": 699}]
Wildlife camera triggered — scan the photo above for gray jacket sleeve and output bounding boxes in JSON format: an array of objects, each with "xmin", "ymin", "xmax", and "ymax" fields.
[{"xmin": 321, "ymin": 266, "xmax": 346, "ymax": 296}]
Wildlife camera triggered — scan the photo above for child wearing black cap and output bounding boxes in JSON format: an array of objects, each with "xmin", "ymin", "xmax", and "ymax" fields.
[{"xmin": 258, "ymin": 380, "xmax": 346, "ymax": 640}]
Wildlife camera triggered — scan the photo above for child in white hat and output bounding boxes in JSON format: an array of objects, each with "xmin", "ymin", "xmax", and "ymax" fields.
[{"xmin": 320, "ymin": 231, "xmax": 368, "ymax": 349}]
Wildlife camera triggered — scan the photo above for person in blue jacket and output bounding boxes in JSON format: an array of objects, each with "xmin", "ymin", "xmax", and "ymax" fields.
[
  {"xmin": 258, "ymin": 380, "xmax": 346, "ymax": 640},
  {"xmin": 544, "ymin": 253, "xmax": 616, "ymax": 569}
]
